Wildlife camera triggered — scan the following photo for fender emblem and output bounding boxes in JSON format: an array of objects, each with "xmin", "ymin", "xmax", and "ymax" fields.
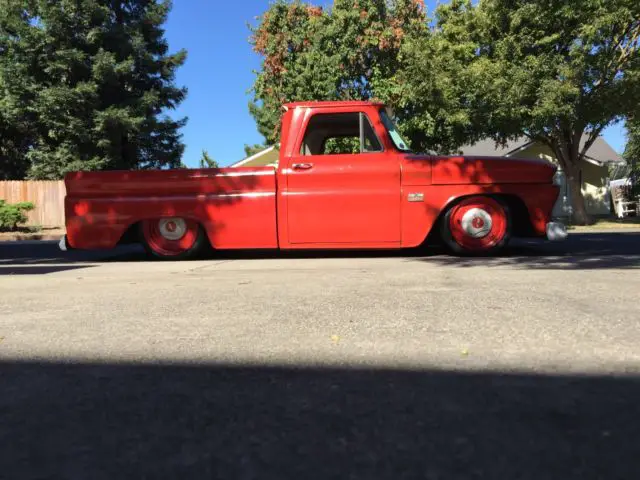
[{"xmin": 408, "ymin": 193, "xmax": 424, "ymax": 202}]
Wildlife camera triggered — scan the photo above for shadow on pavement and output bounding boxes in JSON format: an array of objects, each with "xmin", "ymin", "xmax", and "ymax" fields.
[
  {"xmin": 0, "ymin": 241, "xmax": 146, "ymax": 266},
  {"xmin": 416, "ymin": 232, "xmax": 640, "ymax": 270},
  {"xmin": 1, "ymin": 232, "xmax": 639, "ymax": 270},
  {"xmin": 0, "ymin": 265, "xmax": 95, "ymax": 275},
  {"xmin": 0, "ymin": 240, "xmax": 420, "ymax": 266},
  {"xmin": 1, "ymin": 360, "xmax": 639, "ymax": 479}
]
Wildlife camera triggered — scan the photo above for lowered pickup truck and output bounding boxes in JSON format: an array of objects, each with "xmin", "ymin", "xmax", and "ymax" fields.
[{"xmin": 60, "ymin": 100, "xmax": 567, "ymax": 259}]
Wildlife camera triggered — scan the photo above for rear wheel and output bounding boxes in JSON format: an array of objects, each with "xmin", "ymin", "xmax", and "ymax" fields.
[
  {"xmin": 140, "ymin": 217, "xmax": 207, "ymax": 260},
  {"xmin": 441, "ymin": 196, "xmax": 511, "ymax": 256}
]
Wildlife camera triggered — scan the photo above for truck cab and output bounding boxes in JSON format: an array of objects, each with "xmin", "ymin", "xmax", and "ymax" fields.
[{"xmin": 277, "ymin": 102, "xmax": 405, "ymax": 247}]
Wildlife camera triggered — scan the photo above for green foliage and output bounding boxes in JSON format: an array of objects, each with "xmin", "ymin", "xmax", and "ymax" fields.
[
  {"xmin": 625, "ymin": 117, "xmax": 640, "ymax": 172},
  {"xmin": 248, "ymin": 0, "xmax": 433, "ymax": 148},
  {"xmin": 0, "ymin": 200, "xmax": 34, "ymax": 231},
  {"xmin": 624, "ymin": 117, "xmax": 640, "ymax": 196},
  {"xmin": 324, "ymin": 137, "xmax": 360, "ymax": 155},
  {"xmin": 244, "ymin": 143, "xmax": 270, "ymax": 158},
  {"xmin": 199, "ymin": 150, "xmax": 219, "ymax": 168},
  {"xmin": 0, "ymin": 0, "xmax": 187, "ymax": 180},
  {"xmin": 431, "ymin": 0, "xmax": 640, "ymax": 223}
]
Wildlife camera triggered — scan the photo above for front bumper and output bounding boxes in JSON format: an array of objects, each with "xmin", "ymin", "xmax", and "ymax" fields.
[{"xmin": 546, "ymin": 221, "xmax": 568, "ymax": 242}]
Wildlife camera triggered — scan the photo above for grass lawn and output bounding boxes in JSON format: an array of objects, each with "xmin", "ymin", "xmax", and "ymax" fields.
[{"xmin": 567, "ymin": 217, "xmax": 640, "ymax": 231}]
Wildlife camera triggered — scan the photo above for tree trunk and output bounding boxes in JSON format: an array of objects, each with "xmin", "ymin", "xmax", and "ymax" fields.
[
  {"xmin": 567, "ymin": 172, "xmax": 592, "ymax": 225},
  {"xmin": 550, "ymin": 133, "xmax": 594, "ymax": 226}
]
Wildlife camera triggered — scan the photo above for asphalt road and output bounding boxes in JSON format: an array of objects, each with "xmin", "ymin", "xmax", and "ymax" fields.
[{"xmin": 1, "ymin": 232, "xmax": 640, "ymax": 479}]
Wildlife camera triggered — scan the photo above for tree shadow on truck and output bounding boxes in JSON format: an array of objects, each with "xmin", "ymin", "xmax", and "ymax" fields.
[{"xmin": 64, "ymin": 166, "xmax": 270, "ymax": 255}]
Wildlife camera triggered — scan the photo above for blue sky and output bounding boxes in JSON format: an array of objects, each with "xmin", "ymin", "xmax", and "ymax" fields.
[{"xmin": 164, "ymin": 0, "xmax": 627, "ymax": 168}]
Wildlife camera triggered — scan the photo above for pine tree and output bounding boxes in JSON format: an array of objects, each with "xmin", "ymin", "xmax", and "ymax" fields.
[
  {"xmin": 199, "ymin": 150, "xmax": 218, "ymax": 168},
  {"xmin": 0, "ymin": 0, "xmax": 187, "ymax": 180}
]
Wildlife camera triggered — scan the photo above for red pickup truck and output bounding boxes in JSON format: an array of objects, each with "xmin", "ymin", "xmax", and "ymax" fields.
[{"xmin": 60, "ymin": 100, "xmax": 567, "ymax": 259}]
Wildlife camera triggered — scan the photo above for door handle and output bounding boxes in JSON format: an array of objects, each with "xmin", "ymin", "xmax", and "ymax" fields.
[{"xmin": 292, "ymin": 163, "xmax": 314, "ymax": 170}]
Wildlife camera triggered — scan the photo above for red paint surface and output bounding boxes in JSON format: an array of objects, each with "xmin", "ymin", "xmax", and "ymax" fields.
[
  {"xmin": 65, "ymin": 168, "xmax": 278, "ymax": 250},
  {"xmin": 64, "ymin": 101, "xmax": 560, "ymax": 252},
  {"xmin": 432, "ymin": 155, "xmax": 556, "ymax": 185}
]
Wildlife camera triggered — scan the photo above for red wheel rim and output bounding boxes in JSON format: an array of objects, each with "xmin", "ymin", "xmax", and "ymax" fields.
[
  {"xmin": 142, "ymin": 218, "xmax": 199, "ymax": 256},
  {"xmin": 449, "ymin": 197, "xmax": 507, "ymax": 251}
]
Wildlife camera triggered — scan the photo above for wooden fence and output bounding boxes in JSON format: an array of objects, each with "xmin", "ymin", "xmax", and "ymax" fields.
[{"xmin": 0, "ymin": 181, "xmax": 66, "ymax": 227}]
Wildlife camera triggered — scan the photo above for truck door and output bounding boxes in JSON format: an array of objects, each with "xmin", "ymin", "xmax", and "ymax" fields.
[{"xmin": 286, "ymin": 109, "xmax": 401, "ymax": 245}]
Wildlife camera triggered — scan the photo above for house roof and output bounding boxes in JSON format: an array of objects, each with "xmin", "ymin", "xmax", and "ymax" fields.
[
  {"xmin": 460, "ymin": 135, "xmax": 624, "ymax": 166},
  {"xmin": 459, "ymin": 137, "xmax": 531, "ymax": 157},
  {"xmin": 230, "ymin": 145, "xmax": 279, "ymax": 168}
]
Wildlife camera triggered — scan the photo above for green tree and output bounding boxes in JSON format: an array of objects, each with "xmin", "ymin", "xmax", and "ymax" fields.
[
  {"xmin": 248, "ymin": 0, "xmax": 432, "ymax": 146},
  {"xmin": 243, "ymin": 143, "xmax": 270, "ymax": 158},
  {"xmin": 624, "ymin": 117, "xmax": 640, "ymax": 172},
  {"xmin": 0, "ymin": 0, "xmax": 187, "ymax": 180},
  {"xmin": 433, "ymin": 0, "xmax": 640, "ymax": 224},
  {"xmin": 624, "ymin": 117, "xmax": 640, "ymax": 196},
  {"xmin": 0, "ymin": 0, "xmax": 39, "ymax": 180},
  {"xmin": 199, "ymin": 149, "xmax": 219, "ymax": 168}
]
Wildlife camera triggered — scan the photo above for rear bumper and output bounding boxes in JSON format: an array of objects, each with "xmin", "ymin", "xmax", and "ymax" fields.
[
  {"xmin": 58, "ymin": 235, "xmax": 73, "ymax": 251},
  {"xmin": 546, "ymin": 222, "xmax": 568, "ymax": 242}
]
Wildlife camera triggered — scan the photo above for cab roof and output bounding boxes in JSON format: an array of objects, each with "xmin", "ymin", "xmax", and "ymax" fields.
[{"xmin": 283, "ymin": 100, "xmax": 385, "ymax": 110}]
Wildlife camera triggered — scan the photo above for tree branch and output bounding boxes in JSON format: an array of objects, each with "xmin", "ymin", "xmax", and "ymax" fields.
[
  {"xmin": 579, "ymin": 123, "xmax": 607, "ymax": 161},
  {"xmin": 588, "ymin": 20, "xmax": 640, "ymax": 97}
]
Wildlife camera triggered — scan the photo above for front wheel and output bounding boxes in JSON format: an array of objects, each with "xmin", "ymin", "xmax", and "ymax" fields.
[
  {"xmin": 140, "ymin": 217, "xmax": 207, "ymax": 260},
  {"xmin": 440, "ymin": 196, "xmax": 511, "ymax": 256}
]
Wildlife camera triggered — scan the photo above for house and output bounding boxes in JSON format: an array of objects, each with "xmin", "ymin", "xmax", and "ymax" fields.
[
  {"xmin": 459, "ymin": 136, "xmax": 625, "ymax": 217},
  {"xmin": 231, "ymin": 135, "xmax": 625, "ymax": 217},
  {"xmin": 231, "ymin": 145, "xmax": 280, "ymax": 168}
]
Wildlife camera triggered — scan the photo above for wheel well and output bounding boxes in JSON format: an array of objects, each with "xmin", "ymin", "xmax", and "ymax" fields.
[
  {"xmin": 423, "ymin": 193, "xmax": 535, "ymax": 246},
  {"xmin": 116, "ymin": 221, "xmax": 142, "ymax": 245},
  {"xmin": 498, "ymin": 194, "xmax": 536, "ymax": 237}
]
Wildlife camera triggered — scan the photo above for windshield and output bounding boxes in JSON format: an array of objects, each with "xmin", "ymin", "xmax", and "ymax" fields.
[{"xmin": 379, "ymin": 109, "xmax": 412, "ymax": 152}]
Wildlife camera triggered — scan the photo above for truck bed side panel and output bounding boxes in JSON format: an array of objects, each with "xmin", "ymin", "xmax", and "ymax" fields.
[{"xmin": 64, "ymin": 168, "xmax": 278, "ymax": 250}]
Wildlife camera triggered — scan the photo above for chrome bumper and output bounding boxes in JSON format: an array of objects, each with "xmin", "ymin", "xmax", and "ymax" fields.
[
  {"xmin": 546, "ymin": 221, "xmax": 568, "ymax": 242},
  {"xmin": 58, "ymin": 235, "xmax": 71, "ymax": 251}
]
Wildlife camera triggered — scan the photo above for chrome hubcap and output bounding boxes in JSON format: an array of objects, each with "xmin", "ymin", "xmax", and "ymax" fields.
[
  {"xmin": 158, "ymin": 218, "xmax": 187, "ymax": 241},
  {"xmin": 461, "ymin": 208, "xmax": 492, "ymax": 238}
]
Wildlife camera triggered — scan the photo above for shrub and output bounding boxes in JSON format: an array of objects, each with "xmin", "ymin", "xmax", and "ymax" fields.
[{"xmin": 0, "ymin": 200, "xmax": 35, "ymax": 231}]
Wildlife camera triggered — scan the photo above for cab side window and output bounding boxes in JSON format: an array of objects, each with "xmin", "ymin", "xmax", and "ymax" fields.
[{"xmin": 300, "ymin": 112, "xmax": 383, "ymax": 156}]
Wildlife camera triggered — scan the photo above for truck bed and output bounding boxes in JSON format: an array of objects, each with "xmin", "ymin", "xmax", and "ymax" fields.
[{"xmin": 64, "ymin": 167, "xmax": 278, "ymax": 250}]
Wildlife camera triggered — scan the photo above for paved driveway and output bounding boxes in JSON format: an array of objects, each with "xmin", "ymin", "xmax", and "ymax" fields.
[{"xmin": 1, "ymin": 232, "xmax": 639, "ymax": 479}]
